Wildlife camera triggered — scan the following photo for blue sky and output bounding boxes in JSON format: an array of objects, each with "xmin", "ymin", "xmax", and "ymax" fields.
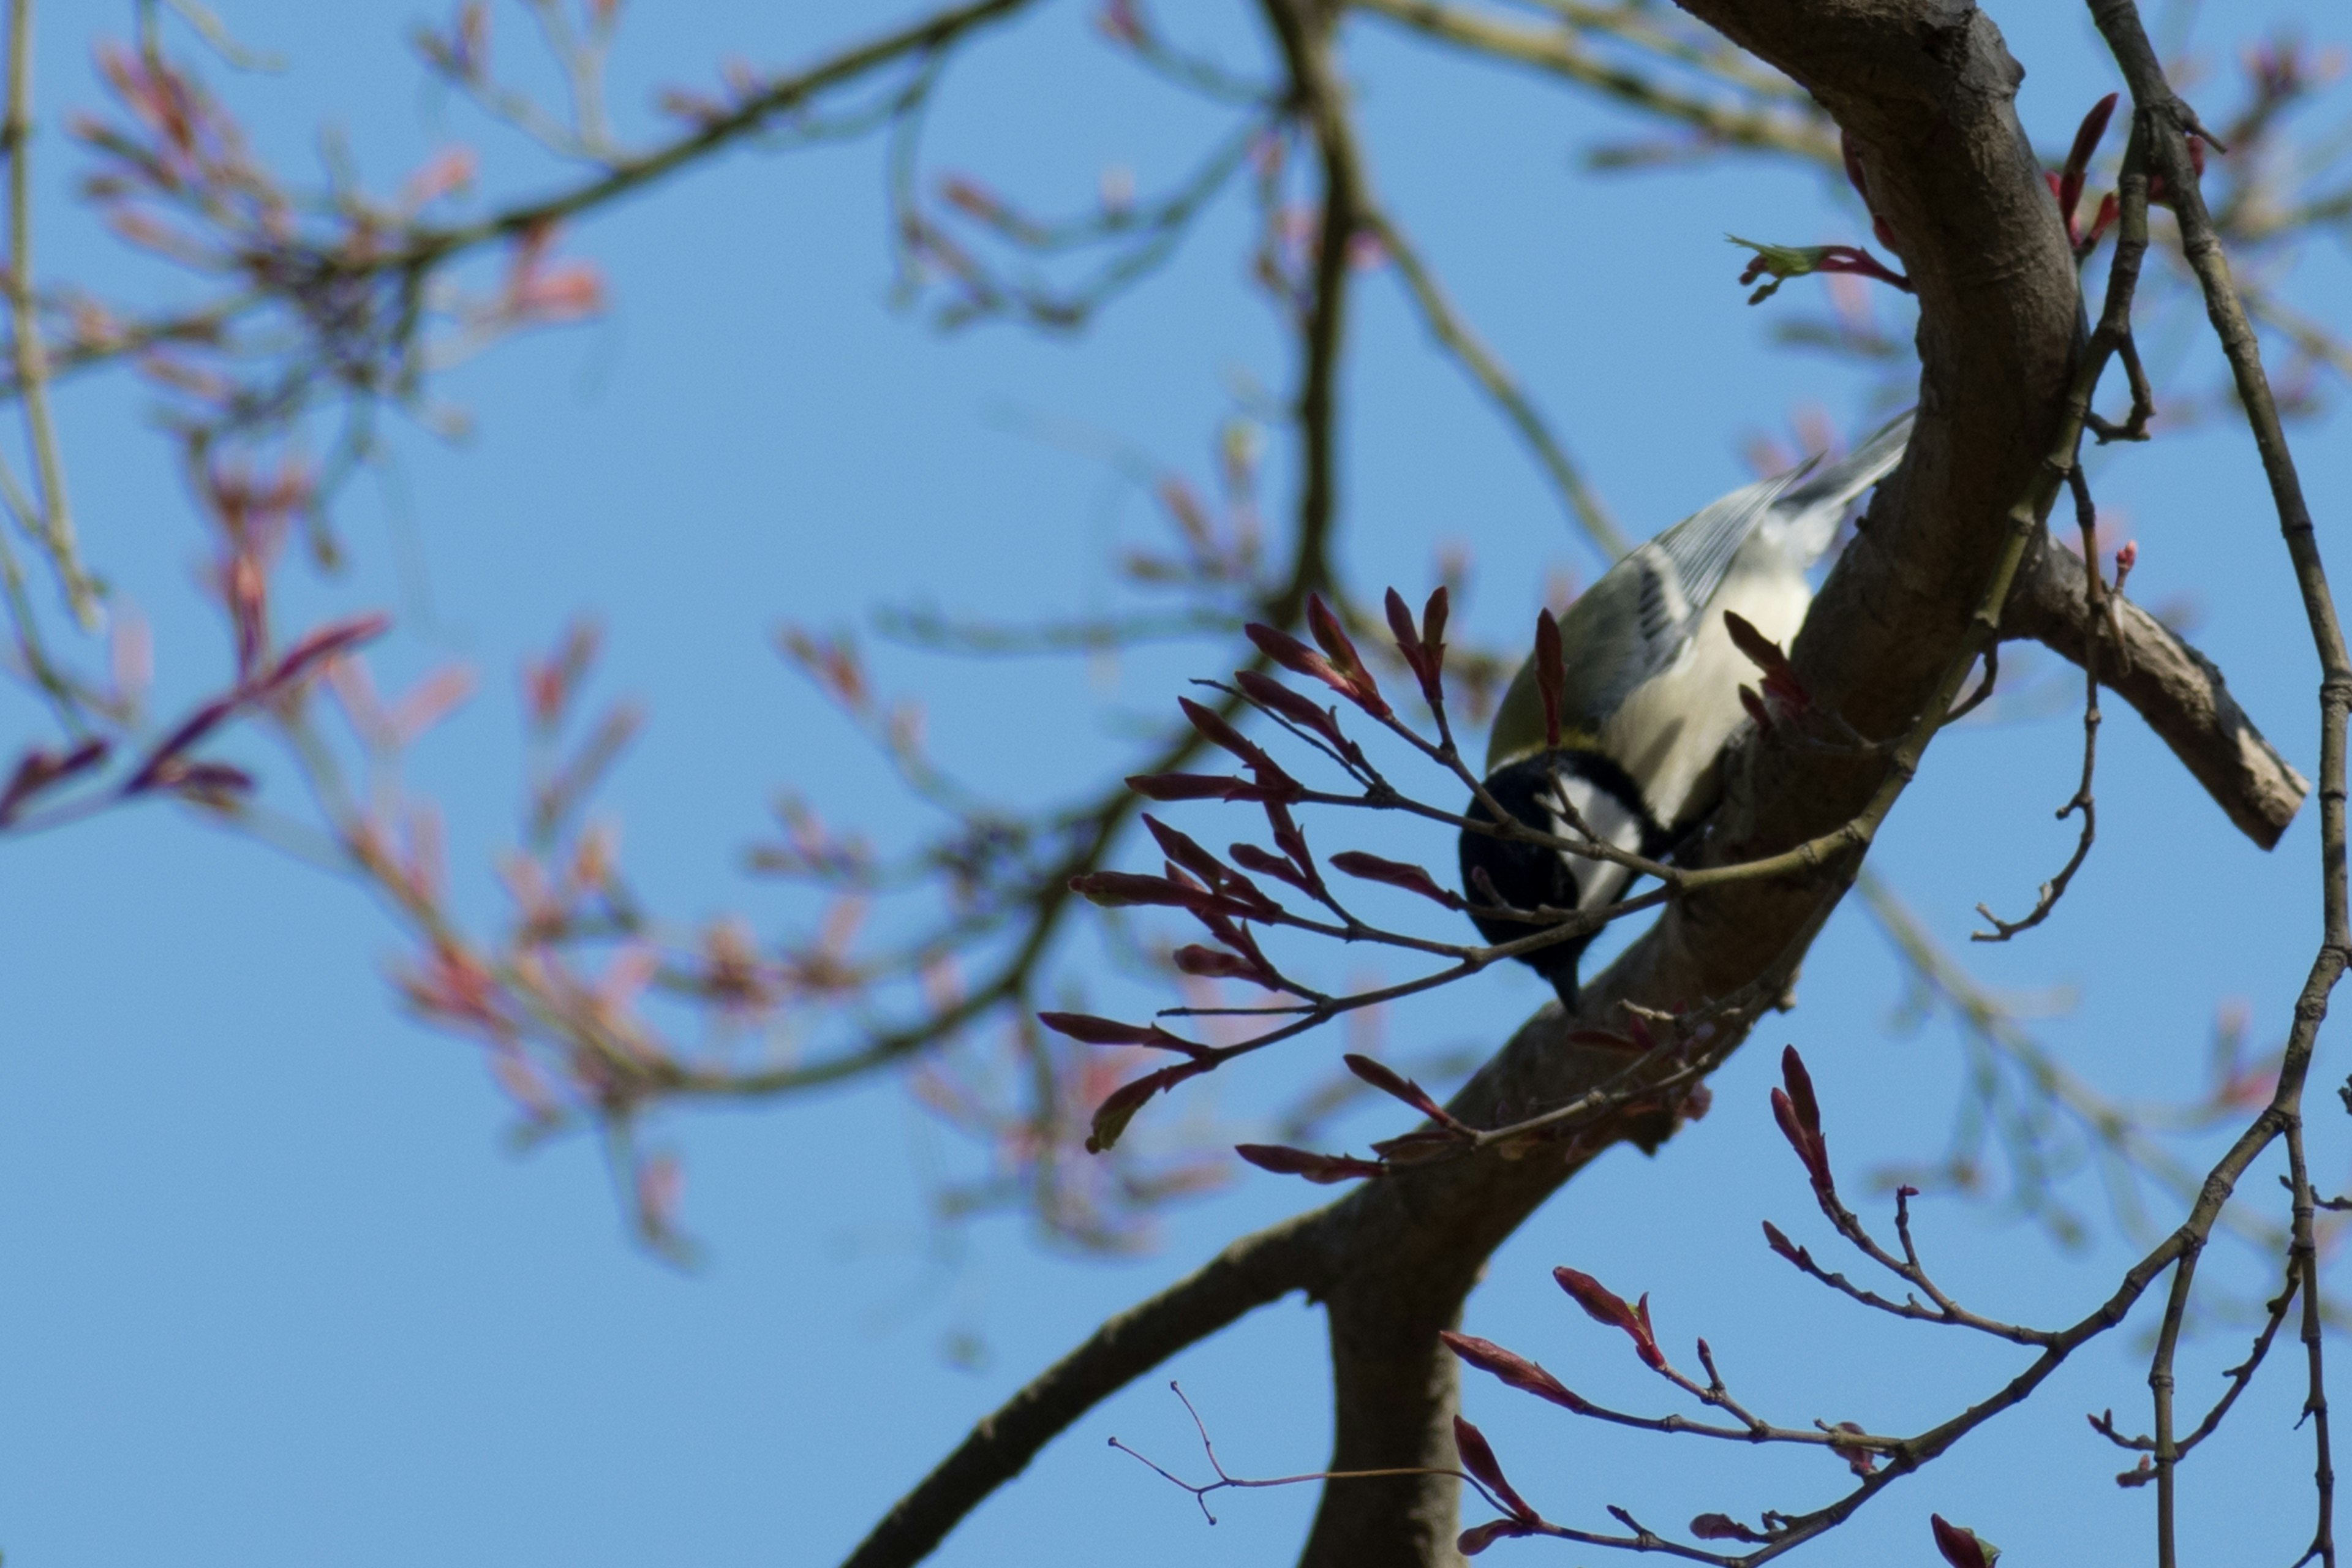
[{"xmin": 2, "ymin": 1, "xmax": 2348, "ymax": 1564}]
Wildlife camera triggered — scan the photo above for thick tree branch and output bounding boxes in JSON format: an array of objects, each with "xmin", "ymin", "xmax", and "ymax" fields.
[
  {"xmin": 1291, "ymin": 3, "xmax": 2087, "ymax": 1558},
  {"xmin": 839, "ymin": 1212, "xmax": 1330, "ymax": 1568},
  {"xmin": 2007, "ymin": 537, "xmax": 2307, "ymax": 849}
]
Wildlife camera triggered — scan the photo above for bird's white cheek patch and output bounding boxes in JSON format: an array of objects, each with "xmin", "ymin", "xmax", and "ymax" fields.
[{"xmin": 1544, "ymin": 772, "xmax": 1647, "ymax": 913}]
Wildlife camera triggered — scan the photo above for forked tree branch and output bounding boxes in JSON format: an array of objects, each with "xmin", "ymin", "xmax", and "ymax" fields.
[{"xmin": 2008, "ymin": 536, "xmax": 2307, "ymax": 849}]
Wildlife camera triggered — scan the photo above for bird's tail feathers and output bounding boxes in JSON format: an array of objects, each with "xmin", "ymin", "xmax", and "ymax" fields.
[{"xmin": 1762, "ymin": 408, "xmax": 1915, "ymax": 565}]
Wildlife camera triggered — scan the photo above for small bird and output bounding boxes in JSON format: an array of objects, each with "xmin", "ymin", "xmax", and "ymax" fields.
[{"xmin": 1458, "ymin": 411, "xmax": 1913, "ymax": 1007}]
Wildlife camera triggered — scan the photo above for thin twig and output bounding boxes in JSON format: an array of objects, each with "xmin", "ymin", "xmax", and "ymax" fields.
[
  {"xmin": 1974, "ymin": 464, "xmax": 2105, "ymax": 940},
  {"xmin": 2, "ymin": 0, "xmax": 91, "ymax": 625}
]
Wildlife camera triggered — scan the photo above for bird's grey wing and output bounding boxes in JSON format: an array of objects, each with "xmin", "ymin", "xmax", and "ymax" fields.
[
  {"xmin": 1761, "ymin": 408, "xmax": 1915, "ymax": 565},
  {"xmin": 1548, "ymin": 472, "xmax": 1794, "ymax": 729}
]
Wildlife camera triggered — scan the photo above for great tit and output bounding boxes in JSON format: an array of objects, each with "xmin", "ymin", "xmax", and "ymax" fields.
[{"xmin": 1458, "ymin": 411, "xmax": 1913, "ymax": 1006}]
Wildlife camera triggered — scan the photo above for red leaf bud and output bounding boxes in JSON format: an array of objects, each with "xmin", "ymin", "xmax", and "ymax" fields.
[
  {"xmin": 1229, "ymin": 840, "xmax": 1313, "ymax": 894},
  {"xmin": 1441, "ymin": 1331, "xmax": 1590, "ymax": 1413},
  {"xmin": 1328, "ymin": 850, "xmax": 1466, "ymax": 910},
  {"xmin": 1172, "ymin": 944, "xmax": 1273, "ymax": 984},
  {"xmin": 1038, "ymin": 1011, "xmax": 1208, "ymax": 1057},
  {"xmin": 1127, "ymin": 771, "xmax": 1255, "ymax": 801},
  {"xmin": 1931, "ymin": 1514, "xmax": 1997, "ymax": 1568},
  {"xmin": 1781, "ymin": 1044, "xmax": 1823, "ymax": 1128},
  {"xmin": 1384, "ymin": 587, "xmax": 1430, "ymax": 690},
  {"xmin": 1553, "ymin": 1266, "xmax": 1665, "ymax": 1370},
  {"xmin": 1368, "ymin": 1126, "xmax": 1473, "ymax": 1165},
  {"xmin": 1344, "ymin": 1051, "xmax": 1455, "ymax": 1125},
  {"xmin": 1535, "ymin": 608, "xmax": 1564, "ymax": 750},
  {"xmin": 1246, "ymin": 621, "xmax": 1338, "ymax": 685},
  {"xmin": 1305, "ymin": 593, "xmax": 1360, "ymax": 672},
  {"xmin": 1451, "ymin": 1415, "xmax": 1536, "ymax": 1521},
  {"xmin": 1234, "ymin": 670, "xmax": 1351, "ymax": 753},
  {"xmin": 0, "ymin": 737, "xmax": 110, "ymax": 826},
  {"xmin": 1144, "ymin": 814, "xmax": 1238, "ymax": 894},
  {"xmin": 122, "ymin": 693, "xmax": 238, "ymax": 793},
  {"xmin": 1456, "ymin": 1518, "xmax": 1539, "ymax": 1556},
  {"xmin": 1234, "ymin": 1143, "xmax": 1384, "ymax": 1183},
  {"xmin": 1085, "ymin": 1060, "xmax": 1209, "ymax": 1152},
  {"xmin": 257, "ymin": 612, "xmax": 391, "ymax": 698},
  {"xmin": 2058, "ymin": 92, "xmax": 2119, "ymax": 228},
  {"xmin": 1178, "ymin": 696, "xmax": 1270, "ymax": 768},
  {"xmin": 1760, "ymin": 1219, "xmax": 1809, "ymax": 1266}
]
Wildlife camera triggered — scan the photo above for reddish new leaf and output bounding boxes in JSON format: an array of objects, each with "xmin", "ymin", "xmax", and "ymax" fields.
[
  {"xmin": 1146, "ymin": 817, "xmax": 1280, "ymax": 916},
  {"xmin": 1038, "ymin": 1011, "xmax": 1207, "ymax": 1058},
  {"xmin": 1305, "ymin": 594, "xmax": 1388, "ymax": 716},
  {"xmin": 1441, "ymin": 1331, "xmax": 1591, "ymax": 1414},
  {"xmin": 1085, "ymin": 1060, "xmax": 1210, "ymax": 1153},
  {"xmin": 1457, "ymin": 1518, "xmax": 1540, "ymax": 1556},
  {"xmin": 1234, "ymin": 670, "xmax": 1351, "ymax": 753},
  {"xmin": 1329, "ymin": 850, "xmax": 1466, "ymax": 910},
  {"xmin": 1535, "ymin": 608, "xmax": 1564, "ymax": 750},
  {"xmin": 1178, "ymin": 695, "xmax": 1273, "ymax": 771},
  {"xmin": 1691, "ymin": 1514, "xmax": 1773, "ymax": 1544},
  {"xmin": 2057, "ymin": 92, "xmax": 2119, "ymax": 229},
  {"xmin": 1451, "ymin": 1415, "xmax": 1536, "ymax": 1521},
  {"xmin": 2081, "ymin": 189, "xmax": 2120, "ymax": 253},
  {"xmin": 1262, "ymin": 801, "xmax": 1325, "ymax": 895},
  {"xmin": 1553, "ymin": 1266, "xmax": 1665, "ymax": 1370},
  {"xmin": 255, "ymin": 612, "xmax": 391, "ymax": 698},
  {"xmin": 1171, "ymin": 943, "xmax": 1275, "ymax": 984},
  {"xmin": 1229, "ymin": 841, "xmax": 1313, "ymax": 894},
  {"xmin": 1384, "ymin": 586, "xmax": 1437, "ymax": 701},
  {"xmin": 1760, "ymin": 1219, "xmax": 1812, "ymax": 1267},
  {"xmin": 0, "ymin": 737, "xmax": 110, "ymax": 826},
  {"xmin": 1234, "ymin": 1143, "xmax": 1384, "ymax": 1184},
  {"xmin": 1724, "ymin": 610, "xmax": 1811, "ymax": 714},
  {"xmin": 1931, "ymin": 1513, "xmax": 1999, "ymax": 1567},
  {"xmin": 1344, "ymin": 1052, "xmax": 1456, "ymax": 1125},
  {"xmin": 1420, "ymin": 585, "xmax": 1450, "ymax": 680},
  {"xmin": 1780, "ymin": 1043, "xmax": 1821, "ymax": 1133},
  {"xmin": 1128, "ymin": 771, "xmax": 1249, "ymax": 801},
  {"xmin": 1368, "ymin": 1126, "xmax": 1472, "ymax": 1165},
  {"xmin": 121, "ymin": 693, "xmax": 239, "ymax": 793},
  {"xmin": 1245, "ymin": 620, "xmax": 1346, "ymax": 692},
  {"xmin": 1772, "ymin": 1046, "xmax": 1835, "ymax": 1197},
  {"xmin": 1070, "ymin": 870, "xmax": 1203, "ymax": 910},
  {"xmin": 168, "ymin": 760, "xmax": 257, "ymax": 801},
  {"xmin": 1177, "ymin": 696, "xmax": 1304, "ymax": 801}
]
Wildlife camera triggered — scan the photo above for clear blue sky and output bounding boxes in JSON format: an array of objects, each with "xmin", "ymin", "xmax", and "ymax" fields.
[{"xmin": 2, "ymin": 1, "xmax": 2346, "ymax": 1564}]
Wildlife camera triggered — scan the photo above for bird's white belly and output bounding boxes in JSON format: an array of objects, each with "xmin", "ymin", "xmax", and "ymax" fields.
[
  {"xmin": 1602, "ymin": 565, "xmax": 1812, "ymax": 829},
  {"xmin": 1543, "ymin": 771, "xmax": 1648, "ymax": 913}
]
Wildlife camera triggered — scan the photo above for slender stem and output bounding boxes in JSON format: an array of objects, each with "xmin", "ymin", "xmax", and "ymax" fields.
[
  {"xmin": 2290, "ymin": 1112, "xmax": 2337, "ymax": 1568},
  {"xmin": 2, "ymin": 0, "xmax": 89, "ymax": 625}
]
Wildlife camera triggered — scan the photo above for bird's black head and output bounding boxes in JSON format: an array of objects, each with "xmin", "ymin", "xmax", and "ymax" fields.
[{"xmin": 1457, "ymin": 751, "xmax": 1664, "ymax": 1011}]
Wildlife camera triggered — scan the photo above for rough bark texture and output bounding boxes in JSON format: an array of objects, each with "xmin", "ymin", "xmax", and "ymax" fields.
[
  {"xmin": 2008, "ymin": 538, "xmax": 2309, "ymax": 848},
  {"xmin": 1295, "ymin": 2, "xmax": 2083, "ymax": 1561}
]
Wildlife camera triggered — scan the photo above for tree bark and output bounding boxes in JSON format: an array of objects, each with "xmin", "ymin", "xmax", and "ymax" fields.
[
  {"xmin": 1296, "ymin": 2, "xmax": 2084, "ymax": 1560},
  {"xmin": 2007, "ymin": 537, "xmax": 2308, "ymax": 848}
]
